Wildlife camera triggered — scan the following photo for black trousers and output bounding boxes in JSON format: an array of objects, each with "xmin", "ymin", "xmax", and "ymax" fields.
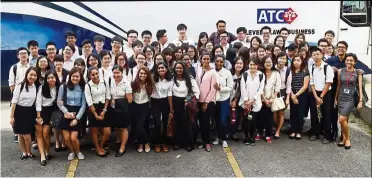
[
  {"xmin": 290, "ymin": 92, "xmax": 308, "ymax": 133},
  {"xmin": 242, "ymin": 111, "xmax": 259, "ymax": 139},
  {"xmin": 173, "ymin": 97, "xmax": 193, "ymax": 147},
  {"xmin": 133, "ymin": 102, "xmax": 150, "ymax": 144},
  {"xmin": 309, "ymin": 90, "xmax": 332, "ymax": 140},
  {"xmin": 329, "ymin": 87, "xmax": 338, "ymax": 138},
  {"xmin": 229, "ymin": 106, "xmax": 243, "ymax": 136},
  {"xmin": 151, "ymin": 98, "xmax": 170, "ymax": 144},
  {"xmin": 259, "ymin": 104, "xmax": 274, "ymax": 137},
  {"xmin": 198, "ymin": 102, "xmax": 216, "ymax": 144}
]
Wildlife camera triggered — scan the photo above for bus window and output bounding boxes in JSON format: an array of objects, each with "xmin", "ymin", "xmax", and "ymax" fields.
[{"xmin": 341, "ymin": 1, "xmax": 370, "ymax": 26}]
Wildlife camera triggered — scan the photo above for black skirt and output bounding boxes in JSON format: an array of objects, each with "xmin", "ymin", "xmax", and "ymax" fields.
[
  {"xmin": 109, "ymin": 104, "xmax": 130, "ymax": 129},
  {"xmin": 57, "ymin": 105, "xmax": 82, "ymax": 131},
  {"xmin": 40, "ymin": 105, "xmax": 55, "ymax": 126},
  {"xmin": 88, "ymin": 103, "xmax": 111, "ymax": 128},
  {"xmin": 14, "ymin": 104, "xmax": 36, "ymax": 134}
]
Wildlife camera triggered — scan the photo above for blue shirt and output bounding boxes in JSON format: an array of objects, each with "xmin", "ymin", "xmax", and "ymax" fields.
[
  {"xmin": 29, "ymin": 55, "xmax": 39, "ymax": 67},
  {"xmin": 57, "ymin": 84, "xmax": 86, "ymax": 120},
  {"xmin": 326, "ymin": 55, "xmax": 371, "ymax": 74}
]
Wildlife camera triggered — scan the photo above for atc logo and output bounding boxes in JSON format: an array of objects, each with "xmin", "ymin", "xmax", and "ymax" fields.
[{"xmin": 257, "ymin": 8, "xmax": 298, "ymax": 24}]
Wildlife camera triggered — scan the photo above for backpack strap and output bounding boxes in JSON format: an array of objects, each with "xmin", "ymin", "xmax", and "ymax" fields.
[
  {"xmin": 259, "ymin": 73, "xmax": 263, "ymax": 83},
  {"xmin": 78, "ymin": 47, "xmax": 83, "ymax": 56},
  {"xmin": 312, "ymin": 64, "xmax": 328, "ymax": 83},
  {"xmin": 243, "ymin": 72, "xmax": 248, "ymax": 83},
  {"xmin": 285, "ymin": 67, "xmax": 291, "ymax": 86},
  {"xmin": 19, "ymin": 83, "xmax": 25, "ymax": 94},
  {"xmin": 12, "ymin": 64, "xmax": 17, "ymax": 77}
]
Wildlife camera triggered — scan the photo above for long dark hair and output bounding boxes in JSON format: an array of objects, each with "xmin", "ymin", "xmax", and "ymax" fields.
[
  {"xmin": 42, "ymin": 70, "xmax": 60, "ymax": 98},
  {"xmin": 20, "ymin": 67, "xmax": 41, "ymax": 92},
  {"xmin": 74, "ymin": 58, "xmax": 86, "ymax": 74},
  {"xmin": 173, "ymin": 61, "xmax": 193, "ymax": 95},
  {"xmin": 114, "ymin": 52, "xmax": 129, "ymax": 75},
  {"xmin": 153, "ymin": 62, "xmax": 173, "ymax": 82},
  {"xmin": 87, "ymin": 53, "xmax": 101, "ymax": 69},
  {"xmin": 274, "ymin": 35, "xmax": 285, "ymax": 50},
  {"xmin": 35, "ymin": 56, "xmax": 52, "ymax": 72},
  {"xmin": 211, "ymin": 45, "xmax": 224, "ymax": 62},
  {"xmin": 231, "ymin": 56, "xmax": 246, "ymax": 76},
  {"xmin": 261, "ymin": 55, "xmax": 279, "ymax": 72},
  {"xmin": 188, "ymin": 45, "xmax": 199, "ymax": 64},
  {"xmin": 290, "ymin": 54, "xmax": 307, "ymax": 73},
  {"xmin": 197, "ymin": 32, "xmax": 209, "ymax": 51},
  {"xmin": 67, "ymin": 67, "xmax": 86, "ymax": 91},
  {"xmin": 131, "ymin": 66, "xmax": 154, "ymax": 95}
]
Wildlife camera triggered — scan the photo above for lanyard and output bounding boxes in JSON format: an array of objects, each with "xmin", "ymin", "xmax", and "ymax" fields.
[{"xmin": 345, "ymin": 69, "xmax": 354, "ymax": 87}]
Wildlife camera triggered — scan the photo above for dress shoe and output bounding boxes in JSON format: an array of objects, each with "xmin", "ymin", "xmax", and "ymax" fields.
[
  {"xmin": 322, "ymin": 139, "xmax": 331, "ymax": 144},
  {"xmin": 20, "ymin": 154, "xmax": 28, "ymax": 160},
  {"xmin": 162, "ymin": 144, "xmax": 169, "ymax": 153},
  {"xmin": 337, "ymin": 142, "xmax": 345, "ymax": 147},
  {"xmin": 96, "ymin": 152, "xmax": 108, "ymax": 157},
  {"xmin": 40, "ymin": 160, "xmax": 47, "ymax": 166},
  {"xmin": 309, "ymin": 135, "xmax": 319, "ymax": 141},
  {"xmin": 154, "ymin": 144, "xmax": 161, "ymax": 153},
  {"xmin": 173, "ymin": 145, "xmax": 180, "ymax": 151},
  {"xmin": 115, "ymin": 150, "xmax": 125, "ymax": 157},
  {"xmin": 45, "ymin": 154, "xmax": 52, "ymax": 160}
]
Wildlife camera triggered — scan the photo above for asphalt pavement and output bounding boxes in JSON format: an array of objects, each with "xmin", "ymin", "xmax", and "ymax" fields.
[{"xmin": 1, "ymin": 101, "xmax": 371, "ymax": 177}]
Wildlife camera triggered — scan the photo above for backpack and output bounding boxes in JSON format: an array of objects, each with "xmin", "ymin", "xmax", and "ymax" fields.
[
  {"xmin": 12, "ymin": 64, "xmax": 17, "ymax": 76},
  {"xmin": 311, "ymin": 64, "xmax": 328, "ymax": 82}
]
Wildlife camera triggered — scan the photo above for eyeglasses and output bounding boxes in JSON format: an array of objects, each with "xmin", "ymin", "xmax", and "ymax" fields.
[
  {"xmin": 47, "ymin": 48, "xmax": 56, "ymax": 51},
  {"xmin": 337, "ymin": 46, "xmax": 346, "ymax": 49},
  {"xmin": 319, "ymin": 45, "xmax": 328, "ymax": 48},
  {"xmin": 112, "ymin": 41, "xmax": 122, "ymax": 45}
]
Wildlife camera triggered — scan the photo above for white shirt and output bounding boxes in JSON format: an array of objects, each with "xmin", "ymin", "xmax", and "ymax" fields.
[
  {"xmin": 11, "ymin": 83, "xmax": 37, "ymax": 107},
  {"xmin": 36, "ymin": 86, "xmax": 57, "ymax": 111},
  {"xmin": 239, "ymin": 71, "xmax": 265, "ymax": 112},
  {"xmin": 99, "ymin": 66, "xmax": 113, "ymax": 82},
  {"xmin": 133, "ymin": 85, "xmax": 150, "ymax": 104},
  {"xmin": 130, "ymin": 66, "xmax": 139, "ymax": 82},
  {"xmin": 63, "ymin": 58, "xmax": 75, "ymax": 71},
  {"xmin": 160, "ymin": 43, "xmax": 169, "ymax": 51},
  {"xmin": 147, "ymin": 60, "xmax": 154, "ymax": 70},
  {"xmin": 172, "ymin": 78, "xmax": 200, "ymax": 99},
  {"xmin": 263, "ymin": 71, "xmax": 281, "ymax": 99},
  {"xmin": 110, "ymin": 51, "xmax": 119, "ymax": 67},
  {"xmin": 220, "ymin": 43, "xmax": 230, "ymax": 56},
  {"xmin": 172, "ymin": 37, "xmax": 195, "ymax": 47},
  {"xmin": 8, "ymin": 62, "xmax": 30, "ymax": 87},
  {"xmin": 59, "ymin": 45, "xmax": 81, "ymax": 60},
  {"xmin": 151, "ymin": 79, "xmax": 173, "ymax": 99},
  {"xmin": 310, "ymin": 61, "xmax": 334, "ymax": 91},
  {"xmin": 85, "ymin": 80, "xmax": 110, "ymax": 107},
  {"xmin": 216, "ymin": 68, "xmax": 233, "ymax": 101},
  {"xmin": 122, "ymin": 44, "xmax": 134, "ymax": 59},
  {"xmin": 110, "ymin": 78, "xmax": 132, "ymax": 108},
  {"xmin": 232, "ymin": 40, "xmax": 250, "ymax": 48}
]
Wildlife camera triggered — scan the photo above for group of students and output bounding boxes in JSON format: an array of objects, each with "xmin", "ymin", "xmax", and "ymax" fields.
[{"xmin": 8, "ymin": 21, "xmax": 367, "ymax": 167}]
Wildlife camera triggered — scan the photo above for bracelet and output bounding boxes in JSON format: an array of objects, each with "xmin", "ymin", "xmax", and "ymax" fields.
[{"xmin": 103, "ymin": 109, "xmax": 107, "ymax": 112}]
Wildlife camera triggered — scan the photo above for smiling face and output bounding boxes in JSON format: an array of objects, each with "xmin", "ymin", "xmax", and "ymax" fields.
[
  {"xmin": 275, "ymin": 37, "xmax": 284, "ymax": 47},
  {"xmin": 70, "ymin": 72, "xmax": 81, "ymax": 85},
  {"xmin": 215, "ymin": 56, "xmax": 224, "ymax": 70},
  {"xmin": 117, "ymin": 55, "xmax": 126, "ymax": 68},
  {"xmin": 155, "ymin": 55, "xmax": 165, "ymax": 65},
  {"xmin": 277, "ymin": 55, "xmax": 287, "ymax": 65},
  {"xmin": 234, "ymin": 59, "xmax": 244, "ymax": 73},
  {"xmin": 183, "ymin": 55, "xmax": 191, "ymax": 66},
  {"xmin": 63, "ymin": 46, "xmax": 73, "ymax": 59},
  {"xmin": 200, "ymin": 36, "xmax": 208, "ymax": 44},
  {"xmin": 248, "ymin": 61, "xmax": 258, "ymax": 73},
  {"xmin": 38, "ymin": 57, "xmax": 48, "ymax": 70},
  {"xmin": 257, "ymin": 48, "xmax": 266, "ymax": 59},
  {"xmin": 113, "ymin": 68, "xmax": 123, "ymax": 81},
  {"xmin": 111, "ymin": 41, "xmax": 122, "ymax": 51},
  {"xmin": 175, "ymin": 49, "xmax": 182, "ymax": 59},
  {"xmin": 251, "ymin": 38, "xmax": 259, "ymax": 48},
  {"xmin": 46, "ymin": 45, "xmax": 56, "ymax": 59},
  {"xmin": 27, "ymin": 70, "xmax": 38, "ymax": 85},
  {"xmin": 138, "ymin": 69, "xmax": 148, "ymax": 81},
  {"xmin": 89, "ymin": 68, "xmax": 100, "ymax": 83},
  {"xmin": 264, "ymin": 57, "xmax": 273, "ymax": 70},
  {"xmin": 201, "ymin": 54, "xmax": 211, "ymax": 67},
  {"xmin": 293, "ymin": 56, "xmax": 302, "ymax": 69},
  {"xmin": 66, "ymin": 36, "xmax": 76, "ymax": 46},
  {"xmin": 18, "ymin": 50, "xmax": 29, "ymax": 64},
  {"xmin": 215, "ymin": 48, "xmax": 223, "ymax": 56},
  {"xmin": 136, "ymin": 54, "xmax": 146, "ymax": 66},
  {"xmin": 345, "ymin": 56, "xmax": 356, "ymax": 68},
  {"xmin": 157, "ymin": 64, "xmax": 167, "ymax": 77},
  {"xmin": 175, "ymin": 63, "xmax": 184, "ymax": 76},
  {"xmin": 89, "ymin": 56, "xmax": 98, "ymax": 68},
  {"xmin": 102, "ymin": 54, "xmax": 111, "ymax": 67}
]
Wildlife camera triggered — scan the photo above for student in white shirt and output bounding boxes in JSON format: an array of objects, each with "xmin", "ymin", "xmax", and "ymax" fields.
[
  {"xmin": 232, "ymin": 27, "xmax": 250, "ymax": 48},
  {"xmin": 141, "ymin": 30, "xmax": 152, "ymax": 47},
  {"xmin": 259, "ymin": 55, "xmax": 281, "ymax": 143},
  {"xmin": 9, "ymin": 47, "xmax": 31, "ymax": 143},
  {"xmin": 213, "ymin": 55, "xmax": 233, "ymax": 148},
  {"xmin": 80, "ymin": 39, "xmax": 93, "ymax": 63},
  {"xmin": 250, "ymin": 36, "xmax": 262, "ymax": 49},
  {"xmin": 58, "ymin": 31, "xmax": 82, "ymax": 60},
  {"xmin": 87, "ymin": 54, "xmax": 101, "ymax": 69},
  {"xmin": 111, "ymin": 36, "xmax": 124, "ymax": 66},
  {"xmin": 98, "ymin": 51, "xmax": 113, "ymax": 81},
  {"xmin": 35, "ymin": 56, "xmax": 53, "ymax": 84},
  {"xmin": 85, "ymin": 67, "xmax": 111, "ymax": 157},
  {"xmin": 211, "ymin": 46, "xmax": 232, "ymax": 70},
  {"xmin": 123, "ymin": 30, "xmax": 138, "ymax": 59},
  {"xmin": 274, "ymin": 52, "xmax": 291, "ymax": 139},
  {"xmin": 131, "ymin": 66, "xmax": 155, "ymax": 153},
  {"xmin": 151, "ymin": 62, "xmax": 174, "ymax": 153},
  {"xmin": 261, "ymin": 26, "xmax": 273, "ymax": 47},
  {"xmin": 108, "ymin": 65, "xmax": 133, "ymax": 157},
  {"xmin": 273, "ymin": 35, "xmax": 286, "ymax": 51},
  {"xmin": 239, "ymin": 59, "xmax": 265, "ymax": 146},
  {"xmin": 172, "ymin": 23, "xmax": 195, "ymax": 47},
  {"xmin": 62, "ymin": 44, "xmax": 76, "ymax": 71},
  {"xmin": 229, "ymin": 56, "xmax": 245, "ymax": 141},
  {"xmin": 10, "ymin": 67, "xmax": 41, "ymax": 161},
  {"xmin": 35, "ymin": 70, "xmax": 60, "ymax": 166},
  {"xmin": 129, "ymin": 52, "xmax": 147, "ymax": 82},
  {"xmin": 114, "ymin": 52, "xmax": 132, "ymax": 82},
  {"xmin": 172, "ymin": 61, "xmax": 200, "ymax": 152},
  {"xmin": 143, "ymin": 46, "xmax": 155, "ymax": 70},
  {"xmin": 257, "ymin": 45, "xmax": 266, "ymax": 65},
  {"xmin": 309, "ymin": 48, "xmax": 334, "ymax": 144},
  {"xmin": 156, "ymin": 29, "xmax": 169, "ymax": 51},
  {"xmin": 27, "ymin": 40, "xmax": 40, "ymax": 67}
]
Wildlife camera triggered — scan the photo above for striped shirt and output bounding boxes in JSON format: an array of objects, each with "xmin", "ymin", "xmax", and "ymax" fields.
[{"xmin": 291, "ymin": 70, "xmax": 309, "ymax": 93}]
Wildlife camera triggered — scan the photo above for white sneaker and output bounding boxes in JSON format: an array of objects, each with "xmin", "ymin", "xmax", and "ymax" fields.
[
  {"xmin": 212, "ymin": 139, "xmax": 219, "ymax": 145},
  {"xmin": 68, "ymin": 153, "xmax": 75, "ymax": 161},
  {"xmin": 77, "ymin": 152, "xmax": 84, "ymax": 160},
  {"xmin": 222, "ymin": 141, "xmax": 228, "ymax": 148}
]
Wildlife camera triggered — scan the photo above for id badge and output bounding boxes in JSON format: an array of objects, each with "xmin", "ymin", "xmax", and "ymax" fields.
[{"xmin": 343, "ymin": 88, "xmax": 350, "ymax": 94}]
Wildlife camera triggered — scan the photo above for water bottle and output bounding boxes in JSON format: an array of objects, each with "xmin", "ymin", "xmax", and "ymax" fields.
[{"xmin": 316, "ymin": 105, "xmax": 322, "ymax": 119}]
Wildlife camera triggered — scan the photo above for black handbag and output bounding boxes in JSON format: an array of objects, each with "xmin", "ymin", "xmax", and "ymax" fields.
[
  {"xmin": 50, "ymin": 109, "xmax": 63, "ymax": 128},
  {"xmin": 115, "ymin": 98, "xmax": 129, "ymax": 113}
]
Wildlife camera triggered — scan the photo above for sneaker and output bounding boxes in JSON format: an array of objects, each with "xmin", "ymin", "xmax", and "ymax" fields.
[
  {"xmin": 14, "ymin": 135, "xmax": 19, "ymax": 143},
  {"xmin": 222, "ymin": 141, "xmax": 228, "ymax": 148},
  {"xmin": 32, "ymin": 142, "xmax": 38, "ymax": 149},
  {"xmin": 68, "ymin": 153, "xmax": 75, "ymax": 161},
  {"xmin": 243, "ymin": 138, "xmax": 250, "ymax": 145},
  {"xmin": 266, "ymin": 137, "xmax": 272, "ymax": 143},
  {"xmin": 77, "ymin": 152, "xmax": 85, "ymax": 160},
  {"xmin": 212, "ymin": 139, "xmax": 219, "ymax": 145},
  {"xmin": 250, "ymin": 138, "xmax": 256, "ymax": 146},
  {"xmin": 205, "ymin": 144, "xmax": 212, "ymax": 152},
  {"xmin": 255, "ymin": 134, "xmax": 260, "ymax": 141}
]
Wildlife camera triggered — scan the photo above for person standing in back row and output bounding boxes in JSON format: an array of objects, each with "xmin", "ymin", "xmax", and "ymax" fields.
[
  {"xmin": 59, "ymin": 31, "xmax": 81, "ymax": 60},
  {"xmin": 209, "ymin": 20, "xmax": 237, "ymax": 46},
  {"xmin": 309, "ymin": 48, "xmax": 334, "ymax": 144}
]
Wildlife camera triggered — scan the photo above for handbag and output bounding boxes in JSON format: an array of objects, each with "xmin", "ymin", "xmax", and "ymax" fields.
[
  {"xmin": 271, "ymin": 92, "xmax": 286, "ymax": 112},
  {"xmin": 50, "ymin": 109, "xmax": 63, "ymax": 128}
]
